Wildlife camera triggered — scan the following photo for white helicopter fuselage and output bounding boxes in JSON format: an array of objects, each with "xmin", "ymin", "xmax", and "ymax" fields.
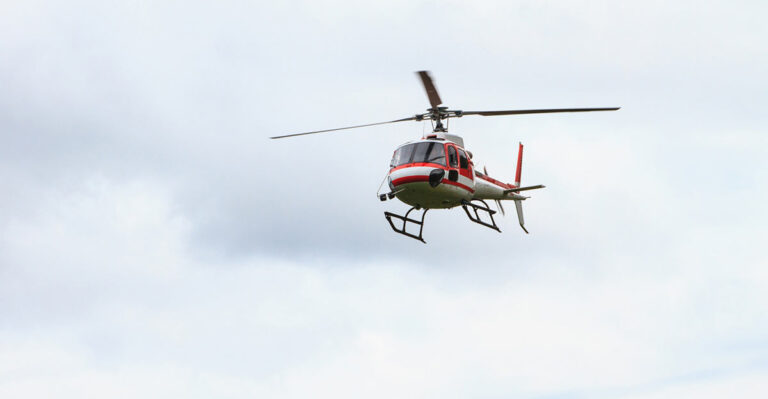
[{"xmin": 386, "ymin": 135, "xmax": 524, "ymax": 209}]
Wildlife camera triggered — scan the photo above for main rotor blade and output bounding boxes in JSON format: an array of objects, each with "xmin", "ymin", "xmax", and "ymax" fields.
[
  {"xmin": 270, "ymin": 117, "xmax": 417, "ymax": 139},
  {"xmin": 417, "ymin": 71, "xmax": 443, "ymax": 109},
  {"xmin": 462, "ymin": 107, "xmax": 620, "ymax": 116}
]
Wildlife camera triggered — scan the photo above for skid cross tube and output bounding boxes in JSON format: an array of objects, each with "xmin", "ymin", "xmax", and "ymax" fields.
[
  {"xmin": 384, "ymin": 207, "xmax": 429, "ymax": 243},
  {"xmin": 461, "ymin": 199, "xmax": 501, "ymax": 232}
]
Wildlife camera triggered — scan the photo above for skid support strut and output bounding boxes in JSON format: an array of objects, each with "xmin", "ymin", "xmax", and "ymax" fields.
[
  {"xmin": 461, "ymin": 199, "xmax": 501, "ymax": 232},
  {"xmin": 384, "ymin": 207, "xmax": 429, "ymax": 243}
]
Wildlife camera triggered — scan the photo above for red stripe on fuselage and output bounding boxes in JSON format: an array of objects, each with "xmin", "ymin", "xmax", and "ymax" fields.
[
  {"xmin": 391, "ymin": 175, "xmax": 475, "ymax": 193},
  {"xmin": 391, "ymin": 175, "xmax": 428, "ymax": 185},
  {"xmin": 442, "ymin": 179, "xmax": 475, "ymax": 193},
  {"xmin": 390, "ymin": 162, "xmax": 447, "ymax": 172},
  {"xmin": 391, "ymin": 162, "xmax": 474, "ymax": 182},
  {"xmin": 475, "ymin": 172, "xmax": 515, "ymax": 190}
]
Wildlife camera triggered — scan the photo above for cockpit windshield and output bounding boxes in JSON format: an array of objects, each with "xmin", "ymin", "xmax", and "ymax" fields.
[{"xmin": 391, "ymin": 142, "xmax": 446, "ymax": 168}]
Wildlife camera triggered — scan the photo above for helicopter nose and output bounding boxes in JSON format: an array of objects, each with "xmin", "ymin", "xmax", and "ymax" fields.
[{"xmin": 428, "ymin": 168, "xmax": 445, "ymax": 188}]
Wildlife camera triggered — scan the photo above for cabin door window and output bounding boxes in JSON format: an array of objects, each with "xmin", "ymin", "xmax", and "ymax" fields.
[
  {"xmin": 447, "ymin": 145, "xmax": 458, "ymax": 168},
  {"xmin": 458, "ymin": 149, "xmax": 473, "ymax": 180}
]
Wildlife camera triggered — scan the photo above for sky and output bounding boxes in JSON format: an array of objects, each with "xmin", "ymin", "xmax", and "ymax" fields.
[{"xmin": 1, "ymin": 0, "xmax": 767, "ymax": 397}]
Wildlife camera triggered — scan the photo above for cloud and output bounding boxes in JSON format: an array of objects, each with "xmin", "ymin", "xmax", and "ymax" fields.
[
  {"xmin": 1, "ymin": 1, "xmax": 767, "ymax": 397},
  {"xmin": 1, "ymin": 176, "xmax": 767, "ymax": 398}
]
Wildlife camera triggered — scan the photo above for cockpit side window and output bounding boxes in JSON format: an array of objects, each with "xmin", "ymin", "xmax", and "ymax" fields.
[
  {"xmin": 458, "ymin": 149, "xmax": 469, "ymax": 169},
  {"xmin": 447, "ymin": 145, "xmax": 458, "ymax": 168},
  {"xmin": 391, "ymin": 144, "xmax": 415, "ymax": 167}
]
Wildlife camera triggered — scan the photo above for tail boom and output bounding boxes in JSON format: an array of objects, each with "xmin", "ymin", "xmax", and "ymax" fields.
[{"xmin": 469, "ymin": 142, "xmax": 543, "ymax": 234}]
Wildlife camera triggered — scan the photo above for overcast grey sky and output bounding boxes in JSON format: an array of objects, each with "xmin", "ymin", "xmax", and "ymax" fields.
[{"xmin": 1, "ymin": 1, "xmax": 767, "ymax": 398}]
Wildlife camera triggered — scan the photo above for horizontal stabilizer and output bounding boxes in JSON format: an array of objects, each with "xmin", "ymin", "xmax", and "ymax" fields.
[{"xmin": 504, "ymin": 184, "xmax": 546, "ymax": 194}]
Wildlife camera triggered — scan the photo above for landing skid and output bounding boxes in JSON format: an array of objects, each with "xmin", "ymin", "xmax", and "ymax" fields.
[
  {"xmin": 384, "ymin": 207, "xmax": 429, "ymax": 243},
  {"xmin": 461, "ymin": 199, "xmax": 501, "ymax": 232}
]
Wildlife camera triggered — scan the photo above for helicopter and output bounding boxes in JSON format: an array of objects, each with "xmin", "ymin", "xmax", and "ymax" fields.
[{"xmin": 271, "ymin": 71, "xmax": 619, "ymax": 243}]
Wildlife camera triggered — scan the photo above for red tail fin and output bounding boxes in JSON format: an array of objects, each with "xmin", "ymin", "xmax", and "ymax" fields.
[{"xmin": 514, "ymin": 142, "xmax": 523, "ymax": 187}]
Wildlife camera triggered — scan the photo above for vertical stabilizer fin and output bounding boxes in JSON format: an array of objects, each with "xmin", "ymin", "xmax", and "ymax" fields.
[
  {"xmin": 515, "ymin": 142, "xmax": 523, "ymax": 187},
  {"xmin": 515, "ymin": 200, "xmax": 529, "ymax": 234}
]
